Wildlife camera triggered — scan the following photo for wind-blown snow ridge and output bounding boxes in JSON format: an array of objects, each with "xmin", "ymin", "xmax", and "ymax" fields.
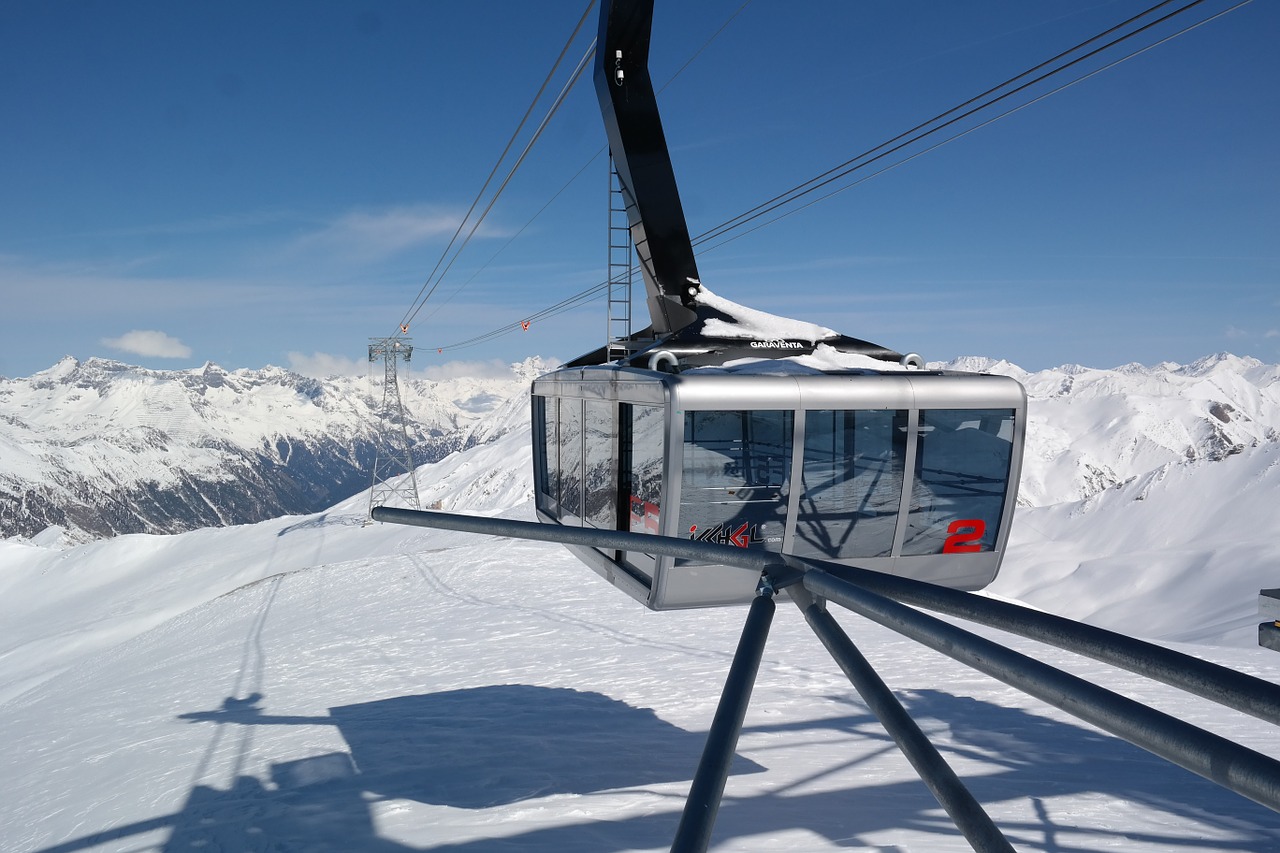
[{"xmin": 695, "ymin": 284, "xmax": 839, "ymax": 342}]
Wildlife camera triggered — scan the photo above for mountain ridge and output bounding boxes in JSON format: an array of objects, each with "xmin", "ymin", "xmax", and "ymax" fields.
[
  {"xmin": 2, "ymin": 352, "xmax": 1276, "ymax": 543},
  {"xmin": 0, "ymin": 355, "xmax": 552, "ymax": 541}
]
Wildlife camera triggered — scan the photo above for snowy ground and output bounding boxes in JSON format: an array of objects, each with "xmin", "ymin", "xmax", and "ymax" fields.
[{"xmin": 3, "ymin": 422, "xmax": 1280, "ymax": 851}]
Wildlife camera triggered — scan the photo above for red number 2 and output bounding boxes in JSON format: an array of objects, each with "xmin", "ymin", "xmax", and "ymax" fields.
[{"xmin": 943, "ymin": 519, "xmax": 986, "ymax": 553}]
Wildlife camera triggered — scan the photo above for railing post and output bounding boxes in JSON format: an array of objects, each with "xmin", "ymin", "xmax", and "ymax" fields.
[
  {"xmin": 793, "ymin": 587, "xmax": 1015, "ymax": 852},
  {"xmin": 802, "ymin": 568, "xmax": 1280, "ymax": 813},
  {"xmin": 671, "ymin": 586, "xmax": 777, "ymax": 853},
  {"xmin": 787, "ymin": 556, "xmax": 1280, "ymax": 726}
]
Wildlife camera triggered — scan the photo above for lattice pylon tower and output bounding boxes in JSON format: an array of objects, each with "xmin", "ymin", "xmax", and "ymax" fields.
[{"xmin": 367, "ymin": 336, "xmax": 420, "ymax": 516}]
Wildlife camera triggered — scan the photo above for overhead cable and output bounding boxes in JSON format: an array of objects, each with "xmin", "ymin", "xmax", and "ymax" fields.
[
  {"xmin": 398, "ymin": 36, "xmax": 597, "ymax": 334},
  {"xmin": 692, "ymin": 0, "xmax": 1208, "ymax": 247},
  {"xmin": 413, "ymin": 0, "xmax": 754, "ymax": 329},
  {"xmin": 698, "ymin": 0, "xmax": 1254, "ymax": 254},
  {"xmin": 427, "ymin": 0, "xmax": 1250, "ymax": 354},
  {"xmin": 394, "ymin": 0, "xmax": 597, "ymax": 337}
]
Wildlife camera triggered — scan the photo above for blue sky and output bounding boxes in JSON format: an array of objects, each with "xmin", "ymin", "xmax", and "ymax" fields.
[{"xmin": 2, "ymin": 0, "xmax": 1276, "ymax": 380}]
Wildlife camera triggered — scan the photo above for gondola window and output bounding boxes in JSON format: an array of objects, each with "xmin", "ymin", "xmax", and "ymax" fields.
[
  {"xmin": 624, "ymin": 403, "xmax": 665, "ymax": 535},
  {"xmin": 679, "ymin": 410, "xmax": 792, "ymax": 551},
  {"xmin": 901, "ymin": 408, "xmax": 1016, "ymax": 555},
  {"xmin": 794, "ymin": 409, "xmax": 907, "ymax": 559},
  {"xmin": 583, "ymin": 400, "xmax": 616, "ymax": 530}
]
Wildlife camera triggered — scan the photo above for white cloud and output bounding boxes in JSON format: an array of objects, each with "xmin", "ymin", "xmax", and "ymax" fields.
[
  {"xmin": 1225, "ymin": 326, "xmax": 1250, "ymax": 340},
  {"xmin": 292, "ymin": 205, "xmax": 474, "ymax": 261},
  {"xmin": 418, "ymin": 358, "xmax": 518, "ymax": 380},
  {"xmin": 1265, "ymin": 329, "xmax": 1279, "ymax": 339},
  {"xmin": 101, "ymin": 330, "xmax": 192, "ymax": 359},
  {"xmin": 287, "ymin": 352, "xmax": 523, "ymax": 382},
  {"xmin": 286, "ymin": 351, "xmax": 366, "ymax": 378}
]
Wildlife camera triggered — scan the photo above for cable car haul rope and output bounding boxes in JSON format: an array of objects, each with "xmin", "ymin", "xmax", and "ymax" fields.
[{"xmin": 418, "ymin": 0, "xmax": 1254, "ymax": 356}]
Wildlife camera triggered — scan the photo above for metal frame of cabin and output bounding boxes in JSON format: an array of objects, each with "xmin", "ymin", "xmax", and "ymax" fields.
[{"xmin": 532, "ymin": 364, "xmax": 1026, "ymax": 610}]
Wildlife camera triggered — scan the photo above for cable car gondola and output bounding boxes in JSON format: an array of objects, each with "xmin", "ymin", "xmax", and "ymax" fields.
[
  {"xmin": 367, "ymin": 7, "xmax": 1280, "ymax": 845},
  {"xmin": 530, "ymin": 0, "xmax": 1027, "ymax": 610}
]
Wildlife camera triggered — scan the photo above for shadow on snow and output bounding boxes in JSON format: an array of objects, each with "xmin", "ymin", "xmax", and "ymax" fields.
[{"xmin": 30, "ymin": 686, "xmax": 1280, "ymax": 852}]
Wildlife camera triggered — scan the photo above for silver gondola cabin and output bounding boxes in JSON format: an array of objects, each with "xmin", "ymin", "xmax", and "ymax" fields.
[{"xmin": 531, "ymin": 0, "xmax": 1027, "ymax": 610}]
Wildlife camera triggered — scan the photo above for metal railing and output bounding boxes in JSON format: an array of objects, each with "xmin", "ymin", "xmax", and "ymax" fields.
[{"xmin": 371, "ymin": 506, "xmax": 1280, "ymax": 851}]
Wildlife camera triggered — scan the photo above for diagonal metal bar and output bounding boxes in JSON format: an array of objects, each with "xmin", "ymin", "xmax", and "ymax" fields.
[
  {"xmin": 802, "ymin": 568, "xmax": 1280, "ymax": 813},
  {"xmin": 672, "ymin": 590, "xmax": 777, "ymax": 853},
  {"xmin": 373, "ymin": 508, "xmax": 1280, "ymax": 729},
  {"xmin": 792, "ymin": 587, "xmax": 1016, "ymax": 852},
  {"xmin": 371, "ymin": 506, "xmax": 773, "ymax": 571},
  {"xmin": 783, "ymin": 555, "xmax": 1280, "ymax": 726}
]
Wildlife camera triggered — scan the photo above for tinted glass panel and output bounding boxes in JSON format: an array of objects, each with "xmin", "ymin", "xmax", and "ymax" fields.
[
  {"xmin": 901, "ymin": 408, "xmax": 1015, "ymax": 555},
  {"xmin": 624, "ymin": 404, "xmax": 664, "ymax": 535},
  {"xmin": 535, "ymin": 396, "xmax": 557, "ymax": 504},
  {"xmin": 583, "ymin": 400, "xmax": 616, "ymax": 529},
  {"xmin": 793, "ymin": 410, "xmax": 905, "ymax": 559},
  {"xmin": 559, "ymin": 398, "xmax": 583, "ymax": 519},
  {"xmin": 679, "ymin": 410, "xmax": 791, "ymax": 551}
]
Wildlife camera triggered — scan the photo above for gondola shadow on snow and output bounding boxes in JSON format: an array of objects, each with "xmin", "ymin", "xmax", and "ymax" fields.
[
  {"xmin": 175, "ymin": 684, "xmax": 762, "ymax": 810},
  {"xmin": 66, "ymin": 684, "xmax": 758, "ymax": 853},
  {"xmin": 31, "ymin": 685, "xmax": 760, "ymax": 853},
  {"xmin": 34, "ymin": 685, "xmax": 1278, "ymax": 852}
]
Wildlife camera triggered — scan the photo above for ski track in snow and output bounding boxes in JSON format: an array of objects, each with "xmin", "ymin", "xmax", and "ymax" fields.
[{"xmin": 2, "ymin": 356, "xmax": 1280, "ymax": 851}]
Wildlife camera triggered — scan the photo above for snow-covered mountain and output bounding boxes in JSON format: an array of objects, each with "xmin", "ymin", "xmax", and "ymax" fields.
[
  {"xmin": 938, "ymin": 353, "xmax": 1280, "ymax": 506},
  {"xmin": 4, "ymin": 352, "xmax": 1274, "ymax": 548},
  {"xmin": 2, "ymin": 354, "xmax": 1279, "ymax": 851},
  {"xmin": 0, "ymin": 356, "xmax": 550, "ymax": 542}
]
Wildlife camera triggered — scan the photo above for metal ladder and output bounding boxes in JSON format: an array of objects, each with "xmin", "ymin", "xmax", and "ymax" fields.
[{"xmin": 606, "ymin": 152, "xmax": 633, "ymax": 363}]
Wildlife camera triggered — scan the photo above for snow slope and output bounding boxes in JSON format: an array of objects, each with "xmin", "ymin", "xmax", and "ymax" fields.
[
  {"xmin": 964, "ymin": 353, "xmax": 1280, "ymax": 507},
  {"xmin": 2, "ymin": 355, "xmax": 1279, "ymax": 851},
  {"xmin": 993, "ymin": 440, "xmax": 1280, "ymax": 647}
]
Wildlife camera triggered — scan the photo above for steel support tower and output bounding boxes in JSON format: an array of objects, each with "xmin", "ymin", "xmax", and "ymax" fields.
[{"xmin": 367, "ymin": 336, "xmax": 420, "ymax": 515}]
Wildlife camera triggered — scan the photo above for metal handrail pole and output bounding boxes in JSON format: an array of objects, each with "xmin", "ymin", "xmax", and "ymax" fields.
[
  {"xmin": 785, "ymin": 555, "xmax": 1280, "ymax": 726},
  {"xmin": 371, "ymin": 506, "xmax": 771, "ymax": 572},
  {"xmin": 793, "ymin": 588, "xmax": 1015, "ymax": 852},
  {"xmin": 802, "ymin": 569, "xmax": 1280, "ymax": 812},
  {"xmin": 671, "ymin": 590, "xmax": 777, "ymax": 853},
  {"xmin": 373, "ymin": 509, "xmax": 1280, "ymax": 726}
]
